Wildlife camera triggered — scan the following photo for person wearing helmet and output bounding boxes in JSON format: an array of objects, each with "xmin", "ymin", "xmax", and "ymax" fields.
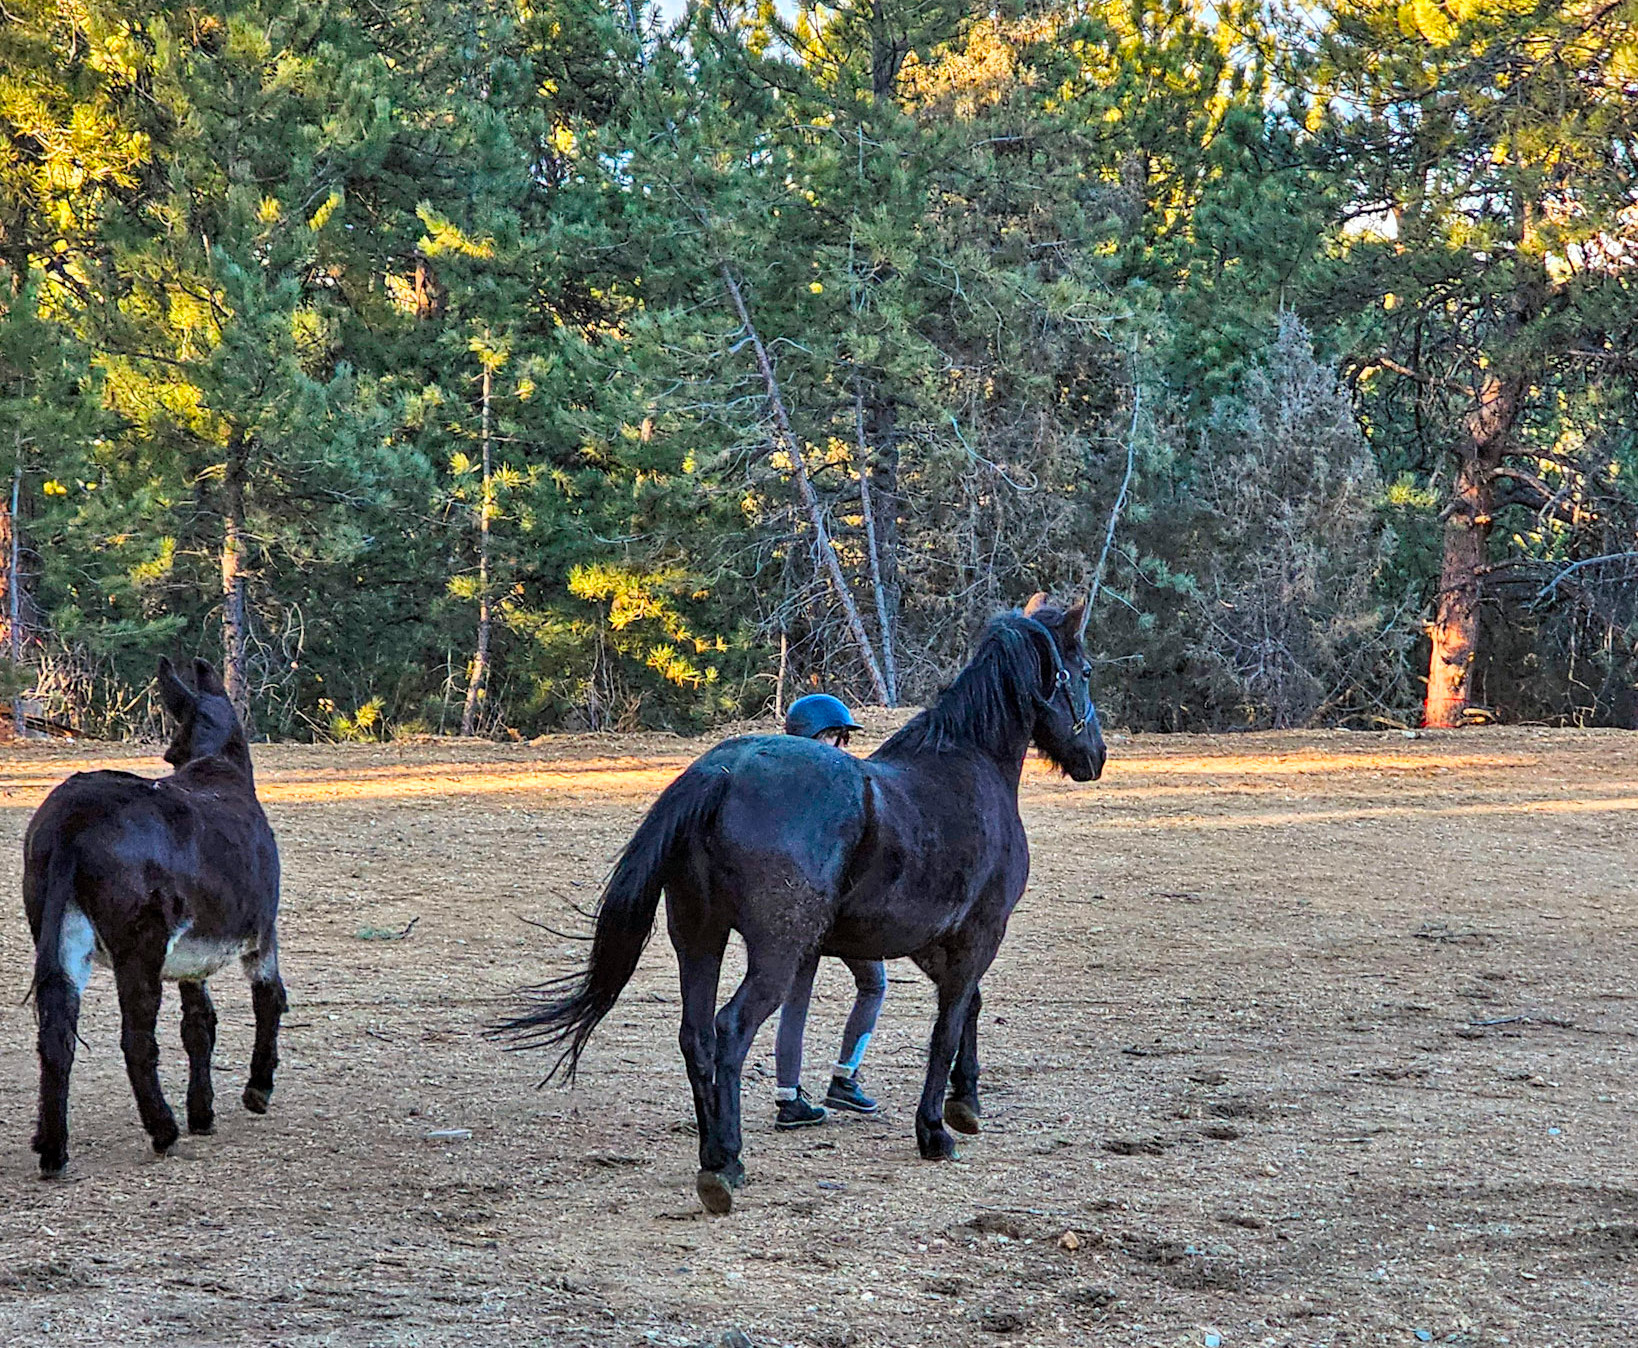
[
  {"xmin": 782, "ymin": 692, "xmax": 858, "ymax": 748},
  {"xmin": 773, "ymin": 694, "xmax": 887, "ymax": 1128}
]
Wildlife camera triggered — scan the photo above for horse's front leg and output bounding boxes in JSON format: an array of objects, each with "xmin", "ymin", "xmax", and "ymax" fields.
[
  {"xmin": 945, "ymin": 986, "xmax": 983, "ymax": 1136},
  {"xmin": 916, "ymin": 979, "xmax": 977, "ymax": 1160},
  {"xmin": 179, "ymin": 980, "xmax": 218, "ymax": 1134}
]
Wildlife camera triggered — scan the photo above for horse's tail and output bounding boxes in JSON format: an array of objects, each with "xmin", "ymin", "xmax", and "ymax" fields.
[{"xmin": 492, "ymin": 762, "xmax": 730, "ymax": 1082}]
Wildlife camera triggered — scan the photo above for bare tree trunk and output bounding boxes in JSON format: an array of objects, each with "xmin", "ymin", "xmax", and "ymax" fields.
[
  {"xmin": 867, "ymin": 0, "xmax": 907, "ymax": 100},
  {"xmin": 776, "ymin": 627, "xmax": 789, "ymax": 720},
  {"xmin": 721, "ymin": 265, "xmax": 891, "ymax": 705},
  {"xmin": 221, "ymin": 435, "xmax": 251, "ymax": 725},
  {"xmin": 461, "ymin": 362, "xmax": 493, "ymax": 736},
  {"xmin": 1089, "ymin": 380, "xmax": 1141, "ymax": 610},
  {"xmin": 1424, "ymin": 374, "xmax": 1521, "ymax": 728},
  {"xmin": 854, "ymin": 385, "xmax": 897, "ymax": 704},
  {"xmin": 3, "ymin": 447, "xmax": 21, "ymax": 737}
]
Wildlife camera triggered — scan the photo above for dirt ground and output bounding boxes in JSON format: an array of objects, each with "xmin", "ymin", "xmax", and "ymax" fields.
[{"xmin": 0, "ymin": 724, "xmax": 1633, "ymax": 1348}]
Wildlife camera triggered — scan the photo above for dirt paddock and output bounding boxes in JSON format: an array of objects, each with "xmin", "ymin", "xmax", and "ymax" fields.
[{"xmin": 0, "ymin": 726, "xmax": 1633, "ymax": 1347}]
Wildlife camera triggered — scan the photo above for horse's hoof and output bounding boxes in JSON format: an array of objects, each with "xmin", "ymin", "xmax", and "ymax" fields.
[
  {"xmin": 151, "ymin": 1119, "xmax": 181, "ymax": 1155},
  {"xmin": 35, "ymin": 1150, "xmax": 67, "ymax": 1180},
  {"xmin": 243, "ymin": 1086, "xmax": 272, "ymax": 1115},
  {"xmin": 188, "ymin": 1117, "xmax": 216, "ymax": 1136},
  {"xmin": 918, "ymin": 1126, "xmax": 958, "ymax": 1161},
  {"xmin": 696, "ymin": 1169, "xmax": 736, "ymax": 1215},
  {"xmin": 946, "ymin": 1098, "xmax": 982, "ymax": 1135}
]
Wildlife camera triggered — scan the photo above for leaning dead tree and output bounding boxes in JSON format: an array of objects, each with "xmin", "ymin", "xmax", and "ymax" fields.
[{"xmin": 721, "ymin": 264, "xmax": 892, "ymax": 706}]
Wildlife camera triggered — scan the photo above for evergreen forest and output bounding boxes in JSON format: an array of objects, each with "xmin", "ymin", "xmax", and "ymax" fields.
[{"xmin": 5, "ymin": 0, "xmax": 1637, "ymax": 738}]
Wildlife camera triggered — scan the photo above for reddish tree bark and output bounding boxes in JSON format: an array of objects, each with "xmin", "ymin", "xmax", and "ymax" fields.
[{"xmin": 1424, "ymin": 374, "xmax": 1523, "ymax": 728}]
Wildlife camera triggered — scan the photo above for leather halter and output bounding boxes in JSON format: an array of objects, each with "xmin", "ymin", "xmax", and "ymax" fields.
[{"xmin": 1021, "ymin": 617, "xmax": 1093, "ymax": 736}]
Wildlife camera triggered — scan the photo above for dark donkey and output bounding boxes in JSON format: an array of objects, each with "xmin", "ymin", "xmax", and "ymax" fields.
[
  {"xmin": 24, "ymin": 657, "xmax": 286, "ymax": 1176},
  {"xmin": 498, "ymin": 594, "xmax": 1104, "ymax": 1213}
]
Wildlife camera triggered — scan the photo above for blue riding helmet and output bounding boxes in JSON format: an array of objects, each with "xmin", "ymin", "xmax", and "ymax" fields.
[{"xmin": 784, "ymin": 693, "xmax": 860, "ymax": 740}]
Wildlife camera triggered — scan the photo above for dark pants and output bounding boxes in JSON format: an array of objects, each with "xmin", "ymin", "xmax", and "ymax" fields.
[{"xmin": 775, "ymin": 955, "xmax": 887, "ymax": 1092}]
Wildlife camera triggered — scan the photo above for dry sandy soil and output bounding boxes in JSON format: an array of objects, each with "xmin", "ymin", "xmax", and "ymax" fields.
[{"xmin": 0, "ymin": 724, "xmax": 1633, "ymax": 1348}]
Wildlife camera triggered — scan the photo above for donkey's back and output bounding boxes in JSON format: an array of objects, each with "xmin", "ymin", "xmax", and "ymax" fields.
[{"xmin": 25, "ymin": 762, "xmax": 278, "ymax": 980}]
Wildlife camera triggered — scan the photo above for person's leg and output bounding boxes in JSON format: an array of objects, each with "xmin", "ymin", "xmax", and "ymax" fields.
[
  {"xmin": 773, "ymin": 953, "xmax": 826, "ymax": 1128},
  {"xmin": 774, "ymin": 953, "xmax": 818, "ymax": 1095},
  {"xmin": 825, "ymin": 958, "xmax": 886, "ymax": 1115},
  {"xmin": 833, "ymin": 958, "xmax": 886, "ymax": 1078}
]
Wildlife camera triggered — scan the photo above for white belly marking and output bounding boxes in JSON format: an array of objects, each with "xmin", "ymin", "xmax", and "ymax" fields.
[
  {"xmin": 162, "ymin": 927, "xmax": 253, "ymax": 981},
  {"xmin": 57, "ymin": 909, "xmax": 251, "ymax": 982}
]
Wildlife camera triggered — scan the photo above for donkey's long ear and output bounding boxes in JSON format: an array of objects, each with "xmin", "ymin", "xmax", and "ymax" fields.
[
  {"xmin": 1023, "ymin": 591, "xmax": 1052, "ymax": 617},
  {"xmin": 157, "ymin": 657, "xmax": 196, "ymax": 720},
  {"xmin": 193, "ymin": 658, "xmax": 227, "ymax": 697}
]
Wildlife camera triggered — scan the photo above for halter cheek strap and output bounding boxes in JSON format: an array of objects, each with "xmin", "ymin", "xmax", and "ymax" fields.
[{"xmin": 1020, "ymin": 618, "xmax": 1092, "ymax": 735}]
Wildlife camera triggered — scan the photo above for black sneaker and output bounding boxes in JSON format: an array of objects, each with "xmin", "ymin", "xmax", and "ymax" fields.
[
  {"xmin": 775, "ymin": 1088, "xmax": 828, "ymax": 1130},
  {"xmin": 825, "ymin": 1074, "xmax": 881, "ymax": 1115}
]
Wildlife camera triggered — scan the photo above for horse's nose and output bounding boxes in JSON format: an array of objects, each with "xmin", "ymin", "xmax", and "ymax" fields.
[{"xmin": 1087, "ymin": 723, "xmax": 1107, "ymax": 780}]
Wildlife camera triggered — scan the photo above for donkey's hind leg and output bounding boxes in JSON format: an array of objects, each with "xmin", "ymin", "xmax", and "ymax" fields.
[
  {"xmin": 179, "ymin": 981, "xmax": 218, "ymax": 1134},
  {"xmin": 33, "ymin": 906, "xmax": 94, "ymax": 1177},
  {"xmin": 113, "ymin": 951, "xmax": 179, "ymax": 1156},
  {"xmin": 242, "ymin": 945, "xmax": 287, "ymax": 1114}
]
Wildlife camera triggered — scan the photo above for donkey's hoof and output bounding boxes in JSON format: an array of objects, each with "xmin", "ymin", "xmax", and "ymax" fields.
[
  {"xmin": 917, "ymin": 1124, "xmax": 958, "ymax": 1161},
  {"xmin": 946, "ymin": 1098, "xmax": 982, "ymax": 1135},
  {"xmin": 696, "ymin": 1169, "xmax": 737, "ymax": 1215},
  {"xmin": 243, "ymin": 1085, "xmax": 272, "ymax": 1115}
]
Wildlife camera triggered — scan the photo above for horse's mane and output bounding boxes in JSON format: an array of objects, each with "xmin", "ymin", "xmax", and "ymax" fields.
[{"xmin": 876, "ymin": 609, "xmax": 1058, "ymax": 759}]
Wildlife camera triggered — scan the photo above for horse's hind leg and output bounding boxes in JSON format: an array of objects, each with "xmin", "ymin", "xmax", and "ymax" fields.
[
  {"xmin": 179, "ymin": 981, "xmax": 218, "ymax": 1134},
  {"xmin": 675, "ymin": 941, "xmax": 725, "ymax": 1166},
  {"xmin": 113, "ymin": 952, "xmax": 179, "ymax": 1156},
  {"xmin": 242, "ymin": 944, "xmax": 287, "ymax": 1114},
  {"xmin": 946, "ymin": 987, "xmax": 983, "ymax": 1136},
  {"xmin": 696, "ymin": 951, "xmax": 801, "ymax": 1214}
]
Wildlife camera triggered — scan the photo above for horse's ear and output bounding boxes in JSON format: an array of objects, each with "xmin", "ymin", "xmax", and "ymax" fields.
[
  {"xmin": 1064, "ymin": 601, "xmax": 1087, "ymax": 644},
  {"xmin": 193, "ymin": 659, "xmax": 227, "ymax": 697},
  {"xmin": 157, "ymin": 657, "xmax": 196, "ymax": 719},
  {"xmin": 1023, "ymin": 592, "xmax": 1052, "ymax": 617}
]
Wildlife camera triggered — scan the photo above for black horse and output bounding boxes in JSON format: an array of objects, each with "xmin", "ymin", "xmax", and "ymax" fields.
[
  {"xmin": 23, "ymin": 658, "xmax": 286, "ymax": 1176},
  {"xmin": 498, "ymin": 594, "xmax": 1105, "ymax": 1213}
]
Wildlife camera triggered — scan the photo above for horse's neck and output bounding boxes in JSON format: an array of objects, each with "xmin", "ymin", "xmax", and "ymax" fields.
[{"xmin": 975, "ymin": 722, "xmax": 1033, "ymax": 792}]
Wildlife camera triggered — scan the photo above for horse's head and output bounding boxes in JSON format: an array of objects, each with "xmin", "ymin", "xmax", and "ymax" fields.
[
  {"xmin": 158, "ymin": 657, "xmax": 252, "ymax": 774},
  {"xmin": 1020, "ymin": 593, "xmax": 1106, "ymax": 782}
]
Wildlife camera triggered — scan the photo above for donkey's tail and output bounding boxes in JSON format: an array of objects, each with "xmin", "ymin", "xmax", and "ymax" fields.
[
  {"xmin": 27, "ymin": 845, "xmax": 80, "ymax": 1009},
  {"xmin": 491, "ymin": 762, "xmax": 730, "ymax": 1082}
]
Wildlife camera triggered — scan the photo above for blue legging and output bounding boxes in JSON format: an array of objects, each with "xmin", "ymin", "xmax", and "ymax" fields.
[{"xmin": 775, "ymin": 955, "xmax": 887, "ymax": 1090}]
